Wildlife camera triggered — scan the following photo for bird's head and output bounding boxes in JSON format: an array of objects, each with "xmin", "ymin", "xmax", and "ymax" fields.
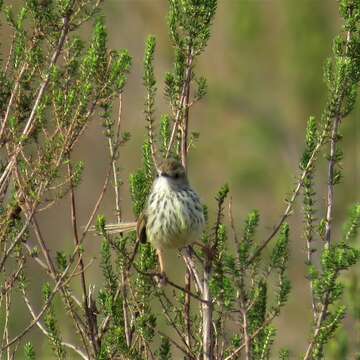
[{"xmin": 158, "ymin": 158, "xmax": 188, "ymax": 186}]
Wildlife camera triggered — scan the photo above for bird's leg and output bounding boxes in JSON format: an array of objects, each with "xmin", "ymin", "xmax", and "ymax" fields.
[
  {"xmin": 157, "ymin": 248, "xmax": 165, "ymax": 274},
  {"xmin": 156, "ymin": 248, "xmax": 167, "ymax": 286}
]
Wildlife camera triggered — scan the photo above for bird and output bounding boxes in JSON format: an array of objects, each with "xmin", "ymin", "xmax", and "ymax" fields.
[{"xmin": 99, "ymin": 158, "xmax": 205, "ymax": 278}]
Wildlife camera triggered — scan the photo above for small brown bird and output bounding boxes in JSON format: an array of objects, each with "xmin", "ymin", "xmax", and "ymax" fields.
[{"xmin": 101, "ymin": 159, "xmax": 205, "ymax": 276}]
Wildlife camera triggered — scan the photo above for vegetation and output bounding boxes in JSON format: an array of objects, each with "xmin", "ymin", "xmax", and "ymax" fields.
[{"xmin": 0, "ymin": 0, "xmax": 359, "ymax": 359}]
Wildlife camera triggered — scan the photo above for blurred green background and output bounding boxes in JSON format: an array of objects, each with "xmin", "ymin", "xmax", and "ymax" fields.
[{"xmin": 3, "ymin": 0, "xmax": 360, "ymax": 358}]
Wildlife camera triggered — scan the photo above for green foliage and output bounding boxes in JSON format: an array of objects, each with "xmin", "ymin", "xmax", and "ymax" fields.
[
  {"xmin": 248, "ymin": 280, "xmax": 267, "ymax": 356},
  {"xmin": 259, "ymin": 326, "xmax": 276, "ymax": 360},
  {"xmin": 194, "ymin": 75, "xmax": 207, "ymax": 101},
  {"xmin": 270, "ymin": 224, "xmax": 289, "ymax": 272},
  {"xmin": 156, "ymin": 336, "xmax": 172, "ymax": 360},
  {"xmin": 55, "ymin": 251, "xmax": 67, "ymax": 272},
  {"xmin": 302, "ymin": 116, "xmax": 318, "ymax": 269},
  {"xmin": 164, "ymin": 49, "xmax": 185, "ymax": 110},
  {"xmin": 343, "ymin": 203, "xmax": 360, "ymax": 242},
  {"xmin": 313, "ymin": 305, "xmax": 346, "ymax": 359},
  {"xmin": 322, "ymin": 1, "xmax": 360, "ymax": 128},
  {"xmin": 310, "ymin": 242, "xmax": 359, "ymax": 314},
  {"xmin": 82, "ymin": 19, "xmax": 108, "ymax": 83},
  {"xmin": 163, "ymin": 0, "xmax": 217, "ymax": 158},
  {"xmin": 0, "ymin": 1, "xmax": 134, "ymax": 357},
  {"xmin": 143, "ymin": 35, "xmax": 157, "ymax": 104},
  {"xmin": 24, "ymin": 342, "xmax": 36, "ymax": 360},
  {"xmin": 159, "ymin": 114, "xmax": 171, "ymax": 155},
  {"xmin": 308, "ymin": 240, "xmax": 360, "ymax": 358},
  {"xmin": 143, "ymin": 35, "xmax": 157, "ymax": 155},
  {"xmin": 301, "ymin": 116, "xmax": 318, "ymax": 169},
  {"xmin": 100, "ymin": 237, "xmax": 117, "ymax": 294},
  {"xmin": 279, "ymin": 348, "xmax": 290, "ymax": 360},
  {"xmin": 215, "ymin": 183, "xmax": 229, "ymax": 203},
  {"xmin": 211, "ymin": 223, "xmax": 236, "ymax": 309},
  {"xmin": 96, "ymin": 214, "xmax": 107, "ymax": 233},
  {"xmin": 238, "ymin": 209, "xmax": 259, "ymax": 265},
  {"xmin": 111, "ymin": 49, "xmax": 132, "ymax": 92},
  {"xmin": 42, "ymin": 283, "xmax": 66, "ymax": 359},
  {"xmin": 129, "ymin": 125, "xmax": 156, "ymax": 216},
  {"xmin": 296, "ymin": 2, "xmax": 360, "ymax": 357},
  {"xmin": 129, "ymin": 169, "xmax": 150, "ymax": 217},
  {"xmin": 0, "ymin": 0, "xmax": 359, "ymax": 359},
  {"xmin": 168, "ymin": 0, "xmax": 217, "ymax": 55}
]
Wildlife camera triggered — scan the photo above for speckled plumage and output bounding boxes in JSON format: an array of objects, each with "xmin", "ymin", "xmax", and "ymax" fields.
[
  {"xmin": 96, "ymin": 159, "xmax": 205, "ymax": 275},
  {"xmin": 143, "ymin": 159, "xmax": 205, "ymax": 250}
]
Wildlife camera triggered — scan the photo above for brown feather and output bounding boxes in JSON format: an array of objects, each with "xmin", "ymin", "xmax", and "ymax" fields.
[
  {"xmin": 88, "ymin": 222, "xmax": 137, "ymax": 234},
  {"xmin": 136, "ymin": 212, "xmax": 147, "ymax": 244}
]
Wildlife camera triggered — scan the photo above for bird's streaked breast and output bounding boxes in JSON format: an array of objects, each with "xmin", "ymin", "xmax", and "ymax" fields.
[{"xmin": 145, "ymin": 176, "xmax": 204, "ymax": 249}]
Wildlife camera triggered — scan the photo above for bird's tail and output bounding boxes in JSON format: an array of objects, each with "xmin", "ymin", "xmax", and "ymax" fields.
[{"xmin": 89, "ymin": 222, "xmax": 137, "ymax": 234}]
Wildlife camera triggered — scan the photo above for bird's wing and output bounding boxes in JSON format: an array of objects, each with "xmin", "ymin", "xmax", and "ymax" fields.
[
  {"xmin": 89, "ymin": 221, "xmax": 137, "ymax": 234},
  {"xmin": 136, "ymin": 212, "xmax": 147, "ymax": 244}
]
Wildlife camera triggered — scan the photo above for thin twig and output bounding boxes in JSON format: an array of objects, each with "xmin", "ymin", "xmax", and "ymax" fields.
[
  {"xmin": 304, "ymin": 26, "xmax": 352, "ymax": 360},
  {"xmin": 80, "ymin": 163, "xmax": 112, "ymax": 239},
  {"xmin": 248, "ymin": 122, "xmax": 331, "ymax": 263},
  {"xmin": 132, "ymin": 263, "xmax": 206, "ymax": 303},
  {"xmin": 1, "ymin": 255, "xmax": 80, "ymax": 351},
  {"xmin": 0, "ymin": 15, "xmax": 71, "ymax": 194},
  {"xmin": 167, "ymin": 277, "xmax": 207, "ymax": 304},
  {"xmin": 224, "ymin": 312, "xmax": 278, "ymax": 360},
  {"xmin": 145, "ymin": 92, "xmax": 158, "ymax": 169},
  {"xmin": 1, "ymin": 292, "xmax": 11, "ymax": 360},
  {"xmin": 13, "ymin": 168, "xmax": 89, "ymax": 345},
  {"xmin": 30, "ymin": 216, "xmax": 89, "ymax": 338},
  {"xmin": 228, "ymin": 197, "xmax": 240, "ymax": 249},
  {"xmin": 21, "ymin": 287, "xmax": 89, "ymax": 360},
  {"xmin": 304, "ymin": 174, "xmax": 317, "ymax": 317},
  {"xmin": 303, "ymin": 290, "xmax": 332, "ymax": 360},
  {"xmin": 158, "ymin": 330, "xmax": 195, "ymax": 360},
  {"xmin": 157, "ymin": 292, "xmax": 195, "ymax": 356},
  {"xmin": 182, "ymin": 247, "xmax": 203, "ymax": 293},
  {"xmin": 68, "ymin": 160, "xmax": 100, "ymax": 356},
  {"xmin": 0, "ymin": 64, "xmax": 28, "ymax": 141},
  {"xmin": 108, "ymin": 93, "xmax": 123, "ymax": 223},
  {"xmin": 22, "ymin": 239, "xmax": 83, "ymax": 308},
  {"xmin": 0, "ymin": 207, "xmax": 36, "ymax": 272},
  {"xmin": 107, "ymin": 93, "xmax": 133, "ymax": 347},
  {"xmin": 324, "ymin": 114, "xmax": 341, "ymax": 246},
  {"xmin": 166, "ymin": 51, "xmax": 194, "ymax": 158},
  {"xmin": 4, "ymin": 33, "xmax": 16, "ymax": 74},
  {"xmin": 121, "ymin": 271, "xmax": 132, "ymax": 347},
  {"xmin": 181, "ymin": 45, "xmax": 193, "ymax": 170},
  {"xmin": 202, "ymin": 257, "xmax": 213, "ymax": 360},
  {"xmin": 242, "ymin": 307, "xmax": 251, "ymax": 360},
  {"xmin": 184, "ymin": 268, "xmax": 192, "ymax": 356},
  {"xmin": 0, "ymin": 261, "xmax": 25, "ymax": 303}
]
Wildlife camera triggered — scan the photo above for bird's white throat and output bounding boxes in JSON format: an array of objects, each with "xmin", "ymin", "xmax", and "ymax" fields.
[{"xmin": 153, "ymin": 175, "xmax": 173, "ymax": 193}]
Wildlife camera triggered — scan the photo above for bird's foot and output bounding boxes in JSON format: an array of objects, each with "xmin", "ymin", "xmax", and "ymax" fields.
[{"xmin": 154, "ymin": 271, "xmax": 168, "ymax": 287}]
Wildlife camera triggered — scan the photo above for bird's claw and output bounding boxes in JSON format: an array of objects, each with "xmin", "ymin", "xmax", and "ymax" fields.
[{"xmin": 154, "ymin": 272, "xmax": 168, "ymax": 287}]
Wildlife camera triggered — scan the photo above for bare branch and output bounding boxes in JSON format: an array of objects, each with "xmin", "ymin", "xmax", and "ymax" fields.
[
  {"xmin": 248, "ymin": 122, "xmax": 330, "ymax": 263},
  {"xmin": 166, "ymin": 52, "xmax": 194, "ymax": 159},
  {"xmin": 68, "ymin": 159, "xmax": 100, "ymax": 356},
  {"xmin": 21, "ymin": 287, "xmax": 89, "ymax": 360},
  {"xmin": 0, "ymin": 15, "xmax": 71, "ymax": 194},
  {"xmin": 1, "ymin": 255, "xmax": 79, "ymax": 351}
]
